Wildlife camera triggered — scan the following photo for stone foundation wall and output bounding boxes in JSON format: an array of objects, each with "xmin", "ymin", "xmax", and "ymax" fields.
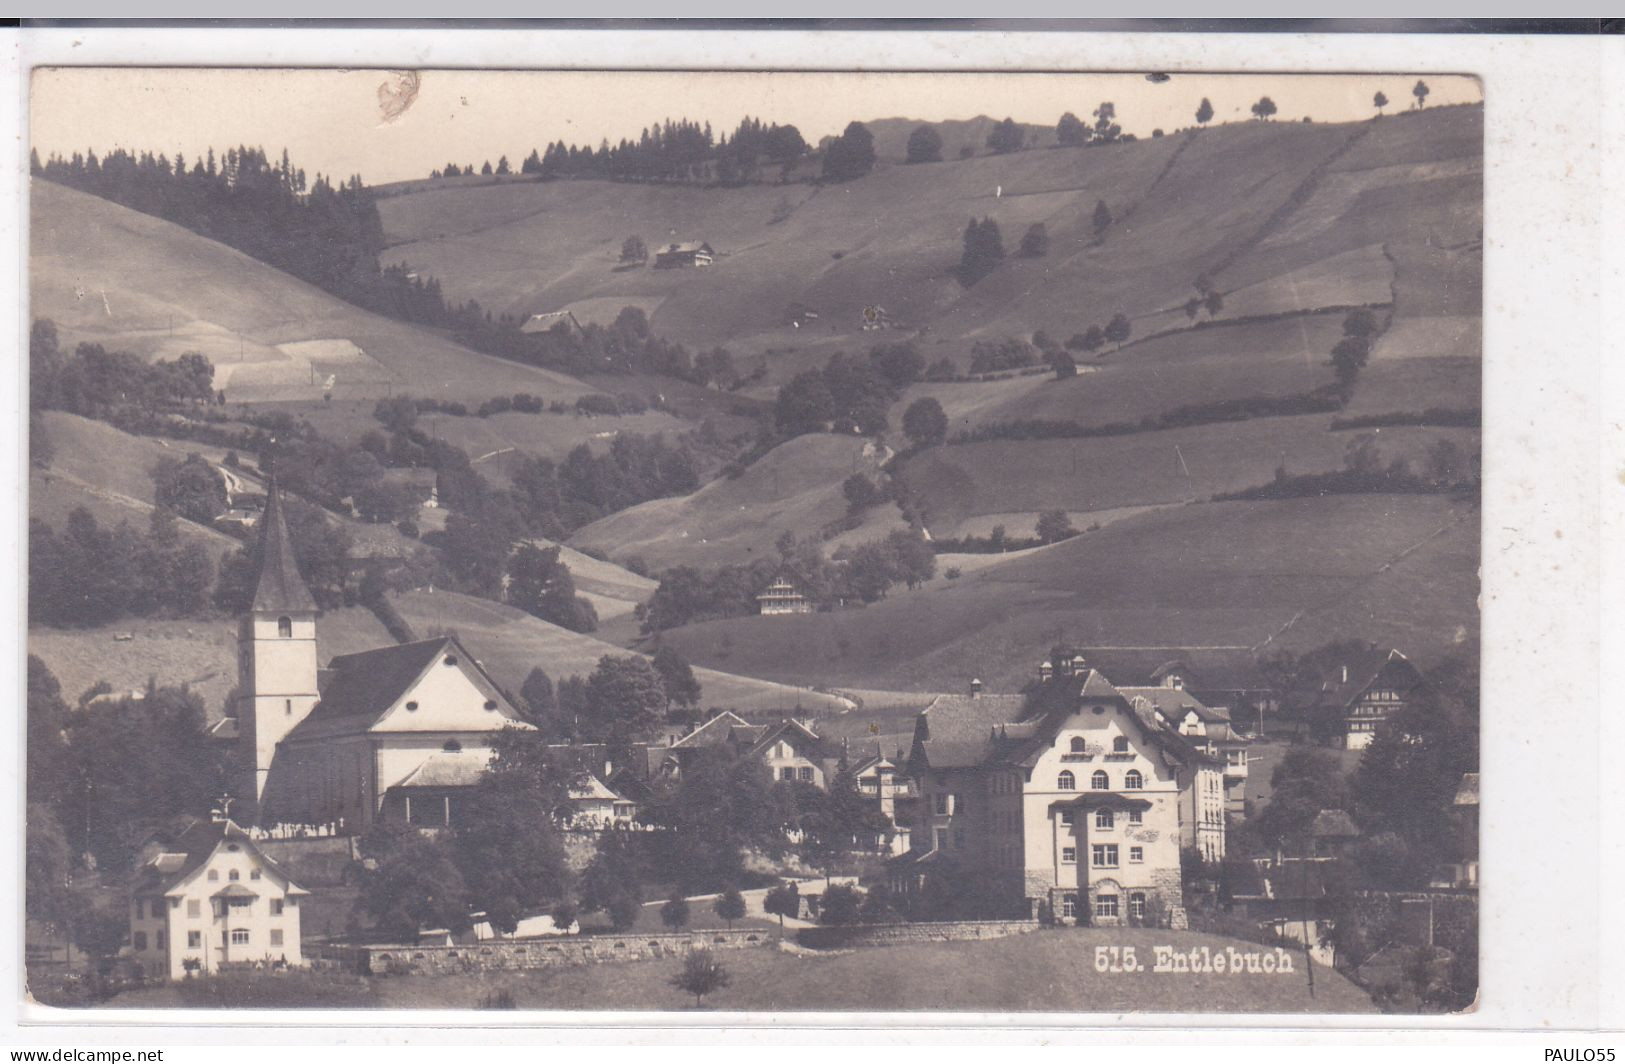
[
  {"xmin": 795, "ymin": 919, "xmax": 1038, "ymax": 950},
  {"xmin": 316, "ymin": 928, "xmax": 773, "ymax": 976}
]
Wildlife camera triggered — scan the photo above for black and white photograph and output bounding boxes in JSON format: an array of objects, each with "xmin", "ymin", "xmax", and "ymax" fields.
[{"xmin": 21, "ymin": 56, "xmax": 1487, "ymax": 1017}]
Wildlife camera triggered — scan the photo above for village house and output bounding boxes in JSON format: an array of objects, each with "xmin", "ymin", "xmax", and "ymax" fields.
[
  {"xmin": 237, "ymin": 482, "xmax": 531, "ymax": 832},
  {"xmin": 756, "ymin": 577, "xmax": 812, "ymax": 615},
  {"xmin": 891, "ymin": 659, "xmax": 1226, "ymax": 928},
  {"xmin": 127, "ymin": 816, "xmax": 309, "ymax": 980},
  {"xmin": 1300, "ymin": 647, "xmax": 1423, "ymax": 750},
  {"xmin": 653, "ymin": 240, "xmax": 714, "ymax": 268},
  {"xmin": 1119, "ymin": 683, "xmax": 1250, "ymax": 819}
]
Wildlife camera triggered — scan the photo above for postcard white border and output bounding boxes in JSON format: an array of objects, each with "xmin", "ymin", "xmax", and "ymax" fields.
[{"xmin": 3, "ymin": 20, "xmax": 1620, "ymax": 1041}]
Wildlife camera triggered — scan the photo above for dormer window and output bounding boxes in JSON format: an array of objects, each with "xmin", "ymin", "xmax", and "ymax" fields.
[{"xmin": 277, "ymin": 616, "xmax": 292, "ymax": 638}]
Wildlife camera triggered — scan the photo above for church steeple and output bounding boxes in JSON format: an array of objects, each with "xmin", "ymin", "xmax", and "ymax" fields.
[
  {"xmin": 238, "ymin": 475, "xmax": 322, "ymax": 823},
  {"xmin": 252, "ymin": 476, "xmax": 317, "ymax": 614}
]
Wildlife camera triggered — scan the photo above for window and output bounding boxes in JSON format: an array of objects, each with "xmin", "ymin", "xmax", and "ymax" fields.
[
  {"xmin": 187, "ymin": 930, "xmax": 201, "ymax": 949},
  {"xmin": 277, "ymin": 616, "xmax": 292, "ymax": 637},
  {"xmin": 187, "ymin": 899, "xmax": 201, "ymax": 918},
  {"xmin": 442, "ymin": 739, "xmax": 462, "ymax": 753},
  {"xmin": 798, "ymin": 766, "xmax": 814, "ymax": 782},
  {"xmin": 1069, "ymin": 737, "xmax": 1086, "ymax": 753},
  {"xmin": 229, "ymin": 870, "xmax": 240, "ymax": 882},
  {"xmin": 1060, "ymin": 809, "xmax": 1075, "ymax": 825},
  {"xmin": 934, "ymin": 795, "xmax": 949, "ymax": 815},
  {"xmin": 271, "ymin": 899, "xmax": 284, "ymax": 916},
  {"xmin": 1091, "ymin": 844, "xmax": 1119, "ymax": 868},
  {"xmin": 133, "ymin": 932, "xmax": 148, "ymax": 951},
  {"xmin": 1129, "ymin": 892, "xmax": 1147, "ymax": 920},
  {"xmin": 270, "ymin": 929, "xmax": 285, "ymax": 947},
  {"xmin": 1057, "ymin": 771, "xmax": 1076, "ymax": 791},
  {"xmin": 1061, "ymin": 894, "xmax": 1078, "ymax": 918},
  {"xmin": 1128, "ymin": 809, "xmax": 1143, "ymax": 825},
  {"xmin": 1091, "ymin": 770, "xmax": 1109, "ymax": 790},
  {"xmin": 250, "ymin": 869, "xmax": 262, "ymax": 880},
  {"xmin": 231, "ymin": 929, "xmax": 250, "ymax": 946},
  {"xmin": 1130, "ymin": 846, "xmax": 1144, "ymax": 863},
  {"xmin": 1061, "ymin": 846, "xmax": 1077, "ymax": 864},
  {"xmin": 780, "ymin": 767, "xmax": 795, "ymax": 781},
  {"xmin": 207, "ymin": 870, "xmax": 219, "ymax": 882},
  {"xmin": 1095, "ymin": 808, "xmax": 1114, "ymax": 830},
  {"xmin": 1094, "ymin": 894, "xmax": 1119, "ymax": 919},
  {"xmin": 1112, "ymin": 736, "xmax": 1129, "ymax": 754},
  {"xmin": 1124, "ymin": 770, "xmax": 1143, "ymax": 790}
]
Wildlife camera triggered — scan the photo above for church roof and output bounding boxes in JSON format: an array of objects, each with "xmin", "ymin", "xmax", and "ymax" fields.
[
  {"xmin": 283, "ymin": 635, "xmax": 528, "ymax": 743},
  {"xmin": 252, "ymin": 480, "xmax": 317, "ymax": 615}
]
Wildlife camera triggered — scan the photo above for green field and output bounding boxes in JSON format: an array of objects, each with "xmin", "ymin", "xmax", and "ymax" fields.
[
  {"xmin": 387, "ymin": 588, "xmax": 852, "ymax": 717},
  {"xmin": 899, "ymin": 414, "xmax": 1480, "ymax": 536},
  {"xmin": 655, "ymin": 493, "xmax": 1479, "ymax": 693},
  {"xmin": 375, "ymin": 109, "xmax": 1479, "ymax": 386},
  {"xmin": 30, "ymin": 180, "xmax": 601, "ymax": 405},
  {"xmin": 571, "ymin": 433, "xmax": 890, "ymax": 570}
]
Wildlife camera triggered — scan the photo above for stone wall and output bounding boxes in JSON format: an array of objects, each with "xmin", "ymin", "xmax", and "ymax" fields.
[
  {"xmin": 794, "ymin": 918, "xmax": 1038, "ymax": 950},
  {"xmin": 315, "ymin": 927, "xmax": 773, "ymax": 976}
]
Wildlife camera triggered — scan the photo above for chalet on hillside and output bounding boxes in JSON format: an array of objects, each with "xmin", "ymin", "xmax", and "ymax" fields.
[
  {"xmin": 757, "ymin": 577, "xmax": 812, "ymax": 616},
  {"xmin": 653, "ymin": 241, "xmax": 714, "ymax": 268}
]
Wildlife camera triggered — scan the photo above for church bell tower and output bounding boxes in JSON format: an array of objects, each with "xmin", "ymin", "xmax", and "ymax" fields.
[{"xmin": 238, "ymin": 478, "xmax": 321, "ymax": 821}]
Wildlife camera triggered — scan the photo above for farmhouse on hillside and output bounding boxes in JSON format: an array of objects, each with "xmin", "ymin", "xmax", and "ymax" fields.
[
  {"xmin": 236, "ymin": 482, "xmax": 531, "ymax": 832},
  {"xmin": 891, "ymin": 655, "xmax": 1231, "ymax": 927},
  {"xmin": 756, "ymin": 577, "xmax": 812, "ymax": 615},
  {"xmin": 653, "ymin": 241, "xmax": 714, "ymax": 268},
  {"xmin": 1301, "ymin": 647, "xmax": 1422, "ymax": 750},
  {"xmin": 128, "ymin": 815, "xmax": 309, "ymax": 980}
]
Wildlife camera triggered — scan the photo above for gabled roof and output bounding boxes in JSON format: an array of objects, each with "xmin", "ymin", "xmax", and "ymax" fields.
[
  {"xmin": 1310, "ymin": 647, "xmax": 1421, "ymax": 710},
  {"xmin": 669, "ymin": 710, "xmax": 755, "ymax": 749},
  {"xmin": 746, "ymin": 718, "xmax": 840, "ymax": 762},
  {"xmin": 391, "ymin": 750, "xmax": 490, "ymax": 790},
  {"xmin": 251, "ymin": 480, "xmax": 317, "ymax": 615},
  {"xmin": 131, "ymin": 819, "xmax": 308, "ymax": 896},
  {"xmin": 282, "ymin": 635, "xmax": 526, "ymax": 743}
]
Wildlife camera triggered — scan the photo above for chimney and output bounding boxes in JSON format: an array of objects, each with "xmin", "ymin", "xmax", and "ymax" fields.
[{"xmin": 969, "ymin": 678, "xmax": 983, "ymax": 699}]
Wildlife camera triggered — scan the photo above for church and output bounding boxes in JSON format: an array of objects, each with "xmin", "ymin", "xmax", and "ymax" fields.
[{"xmin": 236, "ymin": 482, "xmax": 532, "ymax": 832}]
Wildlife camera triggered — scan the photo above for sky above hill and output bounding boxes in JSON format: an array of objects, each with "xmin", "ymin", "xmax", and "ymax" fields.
[{"xmin": 31, "ymin": 68, "xmax": 1481, "ymax": 187}]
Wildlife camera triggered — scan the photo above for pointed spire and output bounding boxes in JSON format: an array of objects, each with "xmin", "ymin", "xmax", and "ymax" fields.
[{"xmin": 252, "ymin": 476, "xmax": 317, "ymax": 614}]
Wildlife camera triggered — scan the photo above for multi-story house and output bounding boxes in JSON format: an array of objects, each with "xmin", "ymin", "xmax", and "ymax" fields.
[
  {"xmin": 128, "ymin": 817, "xmax": 309, "ymax": 980},
  {"xmin": 894, "ymin": 662, "xmax": 1224, "ymax": 927},
  {"xmin": 1120, "ymin": 685, "xmax": 1250, "ymax": 819},
  {"xmin": 1302, "ymin": 647, "xmax": 1422, "ymax": 750}
]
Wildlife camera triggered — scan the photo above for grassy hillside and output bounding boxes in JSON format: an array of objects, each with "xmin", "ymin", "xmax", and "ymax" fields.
[
  {"xmin": 655, "ymin": 493, "xmax": 1479, "ymax": 693},
  {"xmin": 899, "ymin": 415, "xmax": 1480, "ymax": 537},
  {"xmin": 27, "ymin": 605, "xmax": 395, "ymax": 722},
  {"xmin": 388, "ymin": 589, "xmax": 852, "ymax": 717},
  {"xmin": 30, "ymin": 411, "xmax": 243, "ymax": 562},
  {"xmin": 571, "ymin": 433, "xmax": 889, "ymax": 570},
  {"xmin": 30, "ymin": 180, "xmax": 599, "ymax": 405},
  {"xmin": 376, "ymin": 108, "xmax": 1478, "ymax": 389}
]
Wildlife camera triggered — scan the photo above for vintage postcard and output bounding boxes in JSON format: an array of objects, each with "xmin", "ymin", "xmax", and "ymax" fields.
[{"xmin": 22, "ymin": 62, "xmax": 1483, "ymax": 1018}]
